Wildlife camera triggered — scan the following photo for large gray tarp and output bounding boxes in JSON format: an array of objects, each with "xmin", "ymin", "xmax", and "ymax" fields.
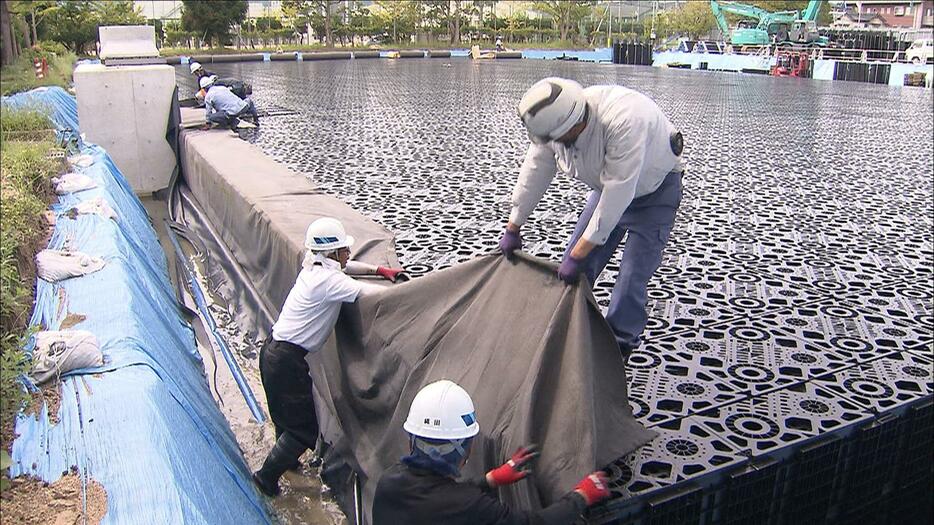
[{"xmin": 312, "ymin": 252, "xmax": 656, "ymax": 524}]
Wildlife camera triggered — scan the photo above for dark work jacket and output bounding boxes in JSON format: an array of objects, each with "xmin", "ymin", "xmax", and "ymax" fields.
[{"xmin": 372, "ymin": 463, "xmax": 587, "ymax": 525}]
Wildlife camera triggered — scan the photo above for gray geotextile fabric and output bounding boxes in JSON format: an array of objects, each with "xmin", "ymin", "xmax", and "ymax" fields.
[
  {"xmin": 311, "ymin": 252, "xmax": 656, "ymax": 524},
  {"xmin": 179, "ymin": 128, "xmax": 399, "ymax": 318}
]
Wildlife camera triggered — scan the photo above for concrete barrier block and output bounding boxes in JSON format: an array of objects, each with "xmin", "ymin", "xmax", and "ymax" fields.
[{"xmin": 74, "ymin": 64, "xmax": 177, "ymax": 194}]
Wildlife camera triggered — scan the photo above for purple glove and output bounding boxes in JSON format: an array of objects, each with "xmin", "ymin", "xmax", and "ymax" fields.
[
  {"xmin": 499, "ymin": 229, "xmax": 522, "ymax": 258},
  {"xmin": 558, "ymin": 255, "xmax": 584, "ymax": 284}
]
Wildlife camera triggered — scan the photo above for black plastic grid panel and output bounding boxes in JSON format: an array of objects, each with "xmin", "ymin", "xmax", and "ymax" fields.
[
  {"xmin": 692, "ymin": 380, "xmax": 873, "ymax": 454},
  {"xmin": 811, "ymin": 352, "xmax": 933, "ymax": 413},
  {"xmin": 172, "ymin": 60, "xmax": 934, "ymax": 523}
]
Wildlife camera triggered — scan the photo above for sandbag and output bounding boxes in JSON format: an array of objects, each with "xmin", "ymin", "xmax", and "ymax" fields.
[
  {"xmin": 67, "ymin": 154, "xmax": 95, "ymax": 169},
  {"xmin": 31, "ymin": 330, "xmax": 103, "ymax": 384},
  {"xmin": 52, "ymin": 173, "xmax": 97, "ymax": 195},
  {"xmin": 71, "ymin": 197, "xmax": 118, "ymax": 221},
  {"xmin": 36, "ymin": 249, "xmax": 106, "ymax": 282}
]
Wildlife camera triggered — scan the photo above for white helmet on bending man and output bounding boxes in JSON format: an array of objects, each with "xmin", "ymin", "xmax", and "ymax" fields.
[
  {"xmin": 305, "ymin": 217, "xmax": 355, "ymax": 252},
  {"xmin": 517, "ymin": 77, "xmax": 587, "ymax": 144}
]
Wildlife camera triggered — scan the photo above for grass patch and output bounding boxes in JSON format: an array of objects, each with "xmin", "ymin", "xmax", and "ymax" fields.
[
  {"xmin": 0, "ymin": 106, "xmax": 57, "ymax": 142},
  {"xmin": 0, "ymin": 106, "xmax": 62, "ymax": 476},
  {"xmin": 0, "ymin": 47, "xmax": 76, "ymax": 97}
]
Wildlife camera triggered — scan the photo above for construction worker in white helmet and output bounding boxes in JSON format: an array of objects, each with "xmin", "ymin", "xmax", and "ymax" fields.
[
  {"xmin": 500, "ymin": 77, "xmax": 684, "ymax": 361},
  {"xmin": 372, "ymin": 380, "xmax": 612, "ymax": 524},
  {"xmin": 253, "ymin": 217, "xmax": 404, "ymax": 497}
]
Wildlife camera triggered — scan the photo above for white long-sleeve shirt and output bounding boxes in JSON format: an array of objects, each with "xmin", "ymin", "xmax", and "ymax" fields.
[
  {"xmin": 509, "ymin": 85, "xmax": 682, "ymax": 245},
  {"xmin": 204, "ymin": 85, "xmax": 248, "ymax": 119},
  {"xmin": 272, "ymin": 256, "xmax": 381, "ymax": 352}
]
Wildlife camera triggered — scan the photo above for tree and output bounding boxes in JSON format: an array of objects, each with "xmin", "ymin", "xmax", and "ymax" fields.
[
  {"xmin": 1, "ymin": 0, "xmax": 15, "ymax": 66},
  {"xmin": 533, "ymin": 1, "xmax": 594, "ymax": 42},
  {"xmin": 374, "ymin": 0, "xmax": 418, "ymax": 44},
  {"xmin": 667, "ymin": 1, "xmax": 718, "ymax": 40},
  {"xmin": 41, "ymin": 1, "xmax": 143, "ymax": 53},
  {"xmin": 745, "ymin": 0, "xmax": 833, "ymax": 25},
  {"xmin": 181, "ymin": 0, "xmax": 247, "ymax": 47}
]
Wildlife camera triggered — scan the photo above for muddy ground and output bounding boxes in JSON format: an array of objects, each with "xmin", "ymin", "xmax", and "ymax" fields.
[{"xmin": 0, "ymin": 470, "xmax": 107, "ymax": 525}]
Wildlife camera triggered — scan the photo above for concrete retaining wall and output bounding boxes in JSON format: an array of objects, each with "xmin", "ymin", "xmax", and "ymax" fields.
[{"xmin": 178, "ymin": 112, "xmax": 398, "ymax": 311}]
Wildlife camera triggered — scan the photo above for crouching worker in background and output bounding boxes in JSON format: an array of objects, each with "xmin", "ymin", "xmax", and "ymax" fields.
[
  {"xmin": 373, "ymin": 380, "xmax": 612, "ymax": 524},
  {"xmin": 200, "ymin": 76, "xmax": 258, "ymax": 131},
  {"xmin": 253, "ymin": 218, "xmax": 389, "ymax": 497}
]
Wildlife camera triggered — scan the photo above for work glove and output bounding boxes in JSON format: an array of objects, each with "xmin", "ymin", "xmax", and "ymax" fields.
[
  {"xmin": 557, "ymin": 255, "xmax": 584, "ymax": 284},
  {"xmin": 376, "ymin": 266, "xmax": 405, "ymax": 282},
  {"xmin": 574, "ymin": 471, "xmax": 611, "ymax": 506},
  {"xmin": 485, "ymin": 444, "xmax": 540, "ymax": 487},
  {"xmin": 499, "ymin": 229, "xmax": 522, "ymax": 259}
]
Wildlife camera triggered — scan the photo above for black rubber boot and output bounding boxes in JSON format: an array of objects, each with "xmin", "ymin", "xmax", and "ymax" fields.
[{"xmin": 252, "ymin": 432, "xmax": 306, "ymax": 497}]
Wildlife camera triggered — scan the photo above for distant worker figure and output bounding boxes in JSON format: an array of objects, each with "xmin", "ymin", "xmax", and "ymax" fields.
[
  {"xmin": 201, "ymin": 76, "xmax": 258, "ymax": 130},
  {"xmin": 372, "ymin": 379, "xmax": 612, "ymax": 524},
  {"xmin": 190, "ymin": 61, "xmax": 252, "ymax": 103},
  {"xmin": 253, "ymin": 218, "xmax": 403, "ymax": 497},
  {"xmin": 495, "ymin": 36, "xmax": 505, "ymax": 52},
  {"xmin": 499, "ymin": 77, "xmax": 684, "ymax": 359},
  {"xmin": 189, "ymin": 61, "xmax": 215, "ymax": 80}
]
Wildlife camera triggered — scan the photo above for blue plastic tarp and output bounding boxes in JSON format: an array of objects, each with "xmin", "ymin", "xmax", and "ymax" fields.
[{"xmin": 1, "ymin": 87, "xmax": 271, "ymax": 525}]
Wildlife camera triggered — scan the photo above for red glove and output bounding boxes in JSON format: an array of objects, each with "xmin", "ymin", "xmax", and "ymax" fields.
[
  {"xmin": 376, "ymin": 266, "xmax": 404, "ymax": 282},
  {"xmin": 574, "ymin": 472, "xmax": 610, "ymax": 506},
  {"xmin": 485, "ymin": 445, "xmax": 540, "ymax": 487}
]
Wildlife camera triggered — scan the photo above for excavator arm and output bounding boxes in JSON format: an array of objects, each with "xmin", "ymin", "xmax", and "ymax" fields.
[
  {"xmin": 709, "ymin": 0, "xmax": 731, "ymax": 37},
  {"xmin": 800, "ymin": 0, "xmax": 823, "ymax": 22}
]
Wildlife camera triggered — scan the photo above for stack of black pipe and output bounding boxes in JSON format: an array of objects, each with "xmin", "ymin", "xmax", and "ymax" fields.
[
  {"xmin": 613, "ymin": 42, "xmax": 653, "ymax": 66},
  {"xmin": 833, "ymin": 62, "xmax": 892, "ymax": 84}
]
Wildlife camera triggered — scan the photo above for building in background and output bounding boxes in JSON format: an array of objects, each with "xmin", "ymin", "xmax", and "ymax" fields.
[{"xmin": 830, "ymin": 0, "xmax": 934, "ymax": 28}]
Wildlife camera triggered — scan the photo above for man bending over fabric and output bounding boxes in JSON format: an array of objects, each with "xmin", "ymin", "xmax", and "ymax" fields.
[{"xmin": 499, "ymin": 77, "xmax": 684, "ymax": 360}]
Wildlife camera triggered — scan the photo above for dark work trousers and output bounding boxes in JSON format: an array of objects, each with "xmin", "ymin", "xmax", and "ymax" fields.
[
  {"xmin": 562, "ymin": 170, "xmax": 683, "ymax": 356},
  {"xmin": 259, "ymin": 338, "xmax": 320, "ymax": 449}
]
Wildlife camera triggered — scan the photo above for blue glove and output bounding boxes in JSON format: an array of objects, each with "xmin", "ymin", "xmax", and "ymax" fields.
[
  {"xmin": 499, "ymin": 229, "xmax": 522, "ymax": 259},
  {"xmin": 558, "ymin": 255, "xmax": 584, "ymax": 284}
]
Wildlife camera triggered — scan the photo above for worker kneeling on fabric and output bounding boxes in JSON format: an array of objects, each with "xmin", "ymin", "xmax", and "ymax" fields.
[
  {"xmin": 190, "ymin": 61, "xmax": 252, "ymax": 103},
  {"xmin": 201, "ymin": 76, "xmax": 259, "ymax": 131},
  {"xmin": 372, "ymin": 380, "xmax": 611, "ymax": 524},
  {"xmin": 500, "ymin": 77, "xmax": 684, "ymax": 360},
  {"xmin": 253, "ymin": 217, "xmax": 386, "ymax": 497}
]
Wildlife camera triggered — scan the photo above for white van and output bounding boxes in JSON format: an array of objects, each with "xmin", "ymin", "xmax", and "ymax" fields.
[{"xmin": 905, "ymin": 39, "xmax": 933, "ymax": 64}]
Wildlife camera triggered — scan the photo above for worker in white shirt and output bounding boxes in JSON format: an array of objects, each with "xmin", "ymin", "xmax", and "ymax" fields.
[
  {"xmin": 499, "ymin": 77, "xmax": 684, "ymax": 360},
  {"xmin": 252, "ymin": 217, "xmax": 403, "ymax": 497},
  {"xmin": 201, "ymin": 76, "xmax": 257, "ymax": 130}
]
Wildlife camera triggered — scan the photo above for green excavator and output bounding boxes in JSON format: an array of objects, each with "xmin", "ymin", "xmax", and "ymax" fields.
[{"xmin": 710, "ymin": 0, "xmax": 828, "ymax": 48}]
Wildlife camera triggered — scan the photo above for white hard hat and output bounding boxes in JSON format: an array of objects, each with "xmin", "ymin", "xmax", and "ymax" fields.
[
  {"xmin": 517, "ymin": 77, "xmax": 587, "ymax": 144},
  {"xmin": 189, "ymin": 61, "xmax": 202, "ymax": 74},
  {"xmin": 199, "ymin": 75, "xmax": 215, "ymax": 89},
  {"xmin": 304, "ymin": 217, "xmax": 355, "ymax": 252},
  {"xmin": 403, "ymin": 380, "xmax": 480, "ymax": 440}
]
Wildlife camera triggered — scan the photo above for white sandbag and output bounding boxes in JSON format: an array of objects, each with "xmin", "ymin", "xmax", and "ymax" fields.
[
  {"xmin": 35, "ymin": 250, "xmax": 106, "ymax": 282},
  {"xmin": 31, "ymin": 330, "xmax": 103, "ymax": 384},
  {"xmin": 52, "ymin": 173, "xmax": 97, "ymax": 195},
  {"xmin": 67, "ymin": 154, "xmax": 95, "ymax": 169},
  {"xmin": 72, "ymin": 197, "xmax": 117, "ymax": 221}
]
